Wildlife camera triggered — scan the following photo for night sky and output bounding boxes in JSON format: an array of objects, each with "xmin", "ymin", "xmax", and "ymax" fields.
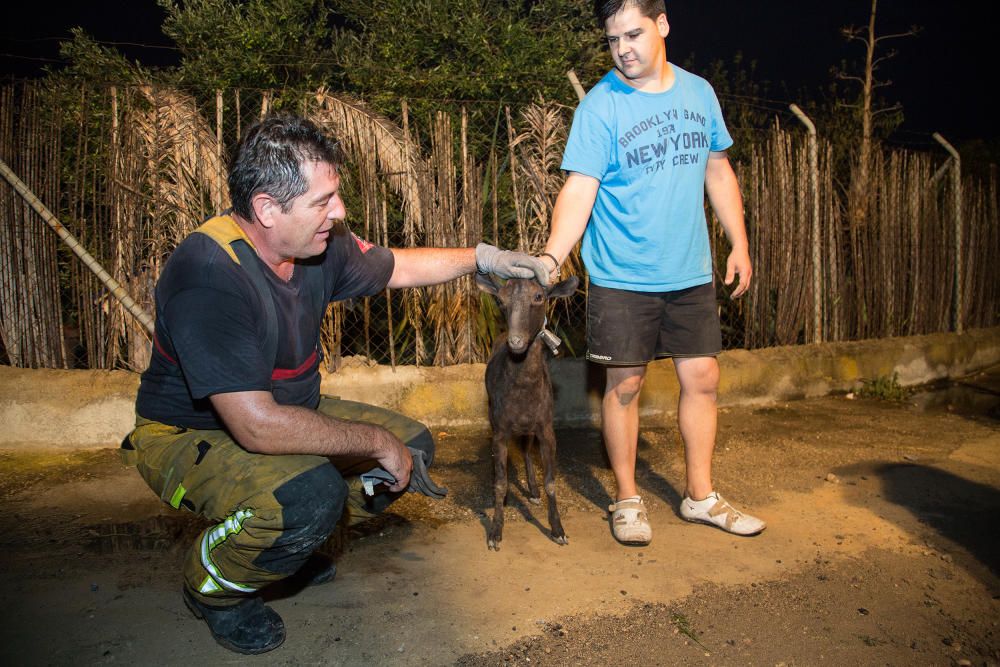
[{"xmin": 1, "ymin": 1, "xmax": 995, "ymax": 148}]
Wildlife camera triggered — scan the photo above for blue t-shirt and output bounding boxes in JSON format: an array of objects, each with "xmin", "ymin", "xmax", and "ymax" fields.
[{"xmin": 561, "ymin": 65, "xmax": 733, "ymax": 291}]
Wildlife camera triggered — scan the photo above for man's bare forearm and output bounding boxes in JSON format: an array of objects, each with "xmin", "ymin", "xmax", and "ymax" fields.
[
  {"xmin": 387, "ymin": 247, "xmax": 476, "ymax": 289},
  {"xmin": 705, "ymin": 153, "xmax": 747, "ymax": 250},
  {"xmin": 211, "ymin": 390, "xmax": 413, "ymax": 490},
  {"xmin": 229, "ymin": 401, "xmax": 387, "ymax": 457},
  {"xmin": 544, "ymin": 173, "xmax": 600, "ymax": 263}
]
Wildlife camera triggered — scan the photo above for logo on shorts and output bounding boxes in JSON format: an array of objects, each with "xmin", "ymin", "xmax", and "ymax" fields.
[{"xmin": 590, "ymin": 353, "xmax": 613, "ymax": 361}]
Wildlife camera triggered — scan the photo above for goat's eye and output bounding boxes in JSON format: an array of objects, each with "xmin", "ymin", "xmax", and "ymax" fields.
[{"xmin": 533, "ymin": 294, "xmax": 544, "ymax": 303}]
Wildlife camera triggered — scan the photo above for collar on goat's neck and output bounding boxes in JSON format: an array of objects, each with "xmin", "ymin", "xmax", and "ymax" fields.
[{"xmin": 536, "ymin": 316, "xmax": 562, "ymax": 354}]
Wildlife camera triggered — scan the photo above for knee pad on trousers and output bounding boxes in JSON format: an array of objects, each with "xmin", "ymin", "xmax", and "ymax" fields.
[
  {"xmin": 407, "ymin": 426, "xmax": 436, "ymax": 467},
  {"xmin": 254, "ymin": 463, "xmax": 347, "ymax": 574}
]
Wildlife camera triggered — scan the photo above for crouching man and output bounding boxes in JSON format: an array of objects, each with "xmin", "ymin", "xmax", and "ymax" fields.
[{"xmin": 122, "ymin": 115, "xmax": 550, "ymax": 654}]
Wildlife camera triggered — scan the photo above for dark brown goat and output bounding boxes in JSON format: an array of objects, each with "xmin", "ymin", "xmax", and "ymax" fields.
[{"xmin": 475, "ymin": 273, "xmax": 579, "ymax": 550}]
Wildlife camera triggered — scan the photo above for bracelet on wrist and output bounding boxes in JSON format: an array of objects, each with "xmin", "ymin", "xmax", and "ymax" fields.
[{"xmin": 540, "ymin": 252, "xmax": 561, "ymax": 273}]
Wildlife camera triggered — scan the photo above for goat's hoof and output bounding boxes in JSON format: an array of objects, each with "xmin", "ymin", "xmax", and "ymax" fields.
[
  {"xmin": 528, "ymin": 496, "xmax": 542, "ymax": 505},
  {"xmin": 487, "ymin": 538, "xmax": 501, "ymax": 551},
  {"xmin": 552, "ymin": 533, "xmax": 568, "ymax": 545}
]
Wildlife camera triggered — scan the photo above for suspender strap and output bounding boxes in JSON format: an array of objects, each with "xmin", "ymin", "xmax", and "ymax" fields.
[
  {"xmin": 183, "ymin": 214, "xmax": 328, "ymax": 374},
  {"xmin": 304, "ymin": 259, "xmax": 327, "ymax": 321},
  {"xmin": 230, "ymin": 239, "xmax": 279, "ymax": 372}
]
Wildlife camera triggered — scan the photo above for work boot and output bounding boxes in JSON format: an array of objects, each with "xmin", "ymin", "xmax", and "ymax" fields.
[
  {"xmin": 297, "ymin": 554, "xmax": 337, "ymax": 586},
  {"xmin": 183, "ymin": 588, "xmax": 285, "ymax": 654}
]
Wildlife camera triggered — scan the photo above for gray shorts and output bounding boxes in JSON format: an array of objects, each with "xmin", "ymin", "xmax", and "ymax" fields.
[{"xmin": 586, "ymin": 282, "xmax": 722, "ymax": 365}]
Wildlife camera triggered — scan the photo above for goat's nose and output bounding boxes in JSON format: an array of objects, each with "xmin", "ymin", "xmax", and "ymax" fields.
[{"xmin": 508, "ymin": 335, "xmax": 524, "ymax": 348}]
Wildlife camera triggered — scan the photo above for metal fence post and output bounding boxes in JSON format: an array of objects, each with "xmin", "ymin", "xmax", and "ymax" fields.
[
  {"xmin": 933, "ymin": 133, "xmax": 962, "ymax": 334},
  {"xmin": 566, "ymin": 70, "xmax": 585, "ymax": 103},
  {"xmin": 790, "ymin": 104, "xmax": 822, "ymax": 342}
]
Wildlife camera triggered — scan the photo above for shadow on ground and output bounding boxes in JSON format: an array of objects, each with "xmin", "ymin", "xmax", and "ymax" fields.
[{"xmin": 873, "ymin": 462, "xmax": 1000, "ymax": 578}]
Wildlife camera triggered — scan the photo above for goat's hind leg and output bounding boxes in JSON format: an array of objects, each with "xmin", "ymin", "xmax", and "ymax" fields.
[
  {"xmin": 539, "ymin": 424, "xmax": 567, "ymax": 545},
  {"xmin": 488, "ymin": 431, "xmax": 509, "ymax": 551},
  {"xmin": 523, "ymin": 434, "xmax": 542, "ymax": 505}
]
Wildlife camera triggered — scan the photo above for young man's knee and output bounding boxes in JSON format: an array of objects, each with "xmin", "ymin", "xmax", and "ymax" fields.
[
  {"xmin": 607, "ymin": 369, "xmax": 646, "ymax": 405},
  {"xmin": 676, "ymin": 357, "xmax": 720, "ymax": 395}
]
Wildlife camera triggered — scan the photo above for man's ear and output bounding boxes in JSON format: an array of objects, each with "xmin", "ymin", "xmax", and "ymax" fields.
[
  {"xmin": 657, "ymin": 13, "xmax": 669, "ymax": 39},
  {"xmin": 251, "ymin": 193, "xmax": 279, "ymax": 229}
]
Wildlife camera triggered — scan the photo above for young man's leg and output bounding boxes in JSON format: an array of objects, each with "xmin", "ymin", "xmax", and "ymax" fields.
[
  {"xmin": 661, "ymin": 284, "xmax": 765, "ymax": 536},
  {"xmin": 602, "ymin": 364, "xmax": 655, "ymax": 544},
  {"xmin": 673, "ymin": 358, "xmax": 766, "ymax": 536},
  {"xmin": 673, "ymin": 355, "xmax": 719, "ymax": 500},
  {"xmin": 587, "ymin": 284, "xmax": 664, "ymax": 546},
  {"xmin": 602, "ymin": 365, "xmax": 647, "ymax": 501}
]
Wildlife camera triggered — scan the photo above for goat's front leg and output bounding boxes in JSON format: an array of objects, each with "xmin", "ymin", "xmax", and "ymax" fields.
[
  {"xmin": 523, "ymin": 434, "xmax": 541, "ymax": 504},
  {"xmin": 488, "ymin": 430, "xmax": 509, "ymax": 551},
  {"xmin": 539, "ymin": 423, "xmax": 567, "ymax": 545}
]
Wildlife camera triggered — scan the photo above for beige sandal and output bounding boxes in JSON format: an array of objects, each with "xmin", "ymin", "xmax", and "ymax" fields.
[{"xmin": 608, "ymin": 496, "xmax": 652, "ymax": 545}]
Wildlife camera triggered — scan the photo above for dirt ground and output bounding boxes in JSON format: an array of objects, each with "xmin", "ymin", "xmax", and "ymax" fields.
[{"xmin": 1, "ymin": 369, "xmax": 998, "ymax": 666}]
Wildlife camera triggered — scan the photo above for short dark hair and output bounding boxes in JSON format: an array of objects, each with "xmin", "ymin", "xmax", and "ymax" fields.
[
  {"xmin": 228, "ymin": 114, "xmax": 344, "ymax": 222},
  {"xmin": 593, "ymin": 0, "xmax": 666, "ymax": 28}
]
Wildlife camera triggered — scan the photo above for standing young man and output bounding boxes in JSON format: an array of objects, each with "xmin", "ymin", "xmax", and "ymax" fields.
[{"xmin": 541, "ymin": 0, "xmax": 765, "ymax": 545}]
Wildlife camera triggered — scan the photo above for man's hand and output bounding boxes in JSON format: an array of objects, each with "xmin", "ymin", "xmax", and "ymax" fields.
[
  {"xmin": 370, "ymin": 427, "xmax": 412, "ymax": 492},
  {"xmin": 475, "ymin": 243, "xmax": 551, "ymax": 286},
  {"xmin": 724, "ymin": 247, "xmax": 753, "ymax": 298}
]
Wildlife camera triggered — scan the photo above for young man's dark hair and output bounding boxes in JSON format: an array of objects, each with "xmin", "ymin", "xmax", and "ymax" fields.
[
  {"xmin": 227, "ymin": 114, "xmax": 344, "ymax": 222},
  {"xmin": 593, "ymin": 0, "xmax": 666, "ymax": 27}
]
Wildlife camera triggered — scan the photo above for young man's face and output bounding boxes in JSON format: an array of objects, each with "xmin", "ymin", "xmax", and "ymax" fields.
[
  {"xmin": 604, "ymin": 4, "xmax": 669, "ymax": 85},
  {"xmin": 270, "ymin": 160, "xmax": 346, "ymax": 260}
]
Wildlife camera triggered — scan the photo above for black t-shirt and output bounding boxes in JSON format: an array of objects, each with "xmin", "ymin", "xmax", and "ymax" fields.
[{"xmin": 135, "ymin": 220, "xmax": 394, "ymax": 429}]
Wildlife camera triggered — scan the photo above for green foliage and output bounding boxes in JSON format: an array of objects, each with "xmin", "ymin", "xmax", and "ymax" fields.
[
  {"xmin": 55, "ymin": 28, "xmax": 147, "ymax": 84},
  {"xmin": 856, "ymin": 372, "xmax": 910, "ymax": 401},
  {"xmin": 159, "ymin": 0, "xmax": 335, "ymax": 91},
  {"xmin": 331, "ymin": 0, "xmax": 605, "ymax": 118}
]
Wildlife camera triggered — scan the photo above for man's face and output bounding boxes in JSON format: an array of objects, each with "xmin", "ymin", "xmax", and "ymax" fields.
[
  {"xmin": 269, "ymin": 160, "xmax": 346, "ymax": 260},
  {"xmin": 604, "ymin": 5, "xmax": 669, "ymax": 84}
]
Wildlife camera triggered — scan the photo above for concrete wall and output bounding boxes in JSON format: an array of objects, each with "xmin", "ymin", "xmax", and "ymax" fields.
[{"xmin": 1, "ymin": 327, "xmax": 997, "ymax": 450}]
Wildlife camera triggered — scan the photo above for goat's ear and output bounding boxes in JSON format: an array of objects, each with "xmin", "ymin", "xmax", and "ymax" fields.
[
  {"xmin": 546, "ymin": 275, "xmax": 579, "ymax": 299},
  {"xmin": 475, "ymin": 272, "xmax": 500, "ymax": 295}
]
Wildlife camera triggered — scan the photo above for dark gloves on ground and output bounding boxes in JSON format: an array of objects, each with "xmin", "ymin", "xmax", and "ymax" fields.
[
  {"xmin": 475, "ymin": 243, "xmax": 550, "ymax": 286},
  {"xmin": 407, "ymin": 447, "xmax": 448, "ymax": 500}
]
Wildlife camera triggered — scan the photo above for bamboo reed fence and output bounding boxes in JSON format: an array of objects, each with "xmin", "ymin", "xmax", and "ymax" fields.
[
  {"xmin": 1, "ymin": 79, "xmax": 997, "ymax": 371},
  {"xmin": 0, "ymin": 84, "xmax": 66, "ymax": 368}
]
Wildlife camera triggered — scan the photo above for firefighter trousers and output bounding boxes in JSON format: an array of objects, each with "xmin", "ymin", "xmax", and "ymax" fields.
[{"xmin": 121, "ymin": 396, "xmax": 435, "ymax": 606}]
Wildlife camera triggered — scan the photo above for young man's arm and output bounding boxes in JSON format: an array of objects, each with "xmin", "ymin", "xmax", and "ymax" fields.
[
  {"xmin": 542, "ymin": 172, "xmax": 601, "ymax": 277},
  {"xmin": 705, "ymin": 151, "xmax": 752, "ymax": 298}
]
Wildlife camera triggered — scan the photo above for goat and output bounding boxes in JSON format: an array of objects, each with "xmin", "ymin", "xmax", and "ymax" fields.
[{"xmin": 475, "ymin": 273, "xmax": 579, "ymax": 550}]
